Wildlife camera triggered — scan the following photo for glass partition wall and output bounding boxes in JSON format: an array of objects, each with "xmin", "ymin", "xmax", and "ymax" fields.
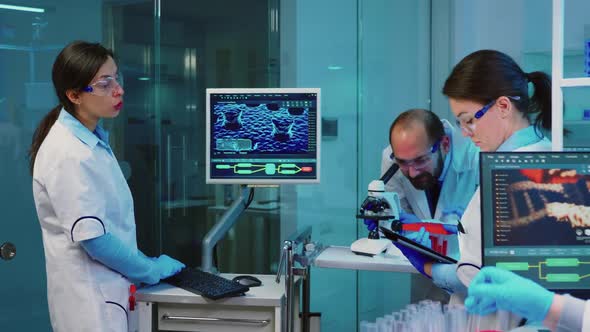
[
  {"xmin": 104, "ymin": 0, "xmax": 281, "ymax": 273},
  {"xmin": 356, "ymin": 0, "xmax": 432, "ymax": 324}
]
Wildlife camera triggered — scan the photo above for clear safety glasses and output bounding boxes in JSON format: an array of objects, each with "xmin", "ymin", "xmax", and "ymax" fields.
[
  {"xmin": 456, "ymin": 96, "xmax": 521, "ymax": 133},
  {"xmin": 394, "ymin": 140, "xmax": 440, "ymax": 171},
  {"xmin": 83, "ymin": 73, "xmax": 124, "ymax": 96}
]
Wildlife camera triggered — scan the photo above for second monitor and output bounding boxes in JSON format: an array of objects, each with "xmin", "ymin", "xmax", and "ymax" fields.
[
  {"xmin": 480, "ymin": 151, "xmax": 590, "ymax": 297},
  {"xmin": 206, "ymin": 88, "xmax": 321, "ymax": 184}
]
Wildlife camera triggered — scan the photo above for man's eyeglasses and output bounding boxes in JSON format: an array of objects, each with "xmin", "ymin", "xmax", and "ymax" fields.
[
  {"xmin": 83, "ymin": 73, "xmax": 124, "ymax": 96},
  {"xmin": 393, "ymin": 140, "xmax": 440, "ymax": 171},
  {"xmin": 456, "ymin": 96, "xmax": 521, "ymax": 133}
]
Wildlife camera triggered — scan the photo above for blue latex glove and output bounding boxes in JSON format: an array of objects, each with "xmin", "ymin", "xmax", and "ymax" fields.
[
  {"xmin": 442, "ymin": 207, "xmax": 464, "ymax": 219},
  {"xmin": 404, "ymin": 226, "xmax": 432, "ymax": 247},
  {"xmin": 440, "ymin": 223, "xmax": 459, "ymax": 234},
  {"xmin": 465, "ymin": 267, "xmax": 554, "ymax": 322},
  {"xmin": 394, "ymin": 227, "xmax": 432, "ymax": 277},
  {"xmin": 399, "ymin": 211, "xmax": 420, "ymax": 223},
  {"xmin": 440, "ymin": 207, "xmax": 465, "ymax": 234},
  {"xmin": 399, "ymin": 211, "xmax": 460, "ymax": 235},
  {"xmin": 81, "ymin": 232, "xmax": 185, "ymax": 285},
  {"xmin": 364, "ymin": 212, "xmax": 421, "ymax": 232},
  {"xmin": 363, "ymin": 219, "xmax": 378, "ymax": 232}
]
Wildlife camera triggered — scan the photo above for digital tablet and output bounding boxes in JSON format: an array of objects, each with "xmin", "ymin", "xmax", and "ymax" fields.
[{"xmin": 379, "ymin": 226, "xmax": 457, "ymax": 264}]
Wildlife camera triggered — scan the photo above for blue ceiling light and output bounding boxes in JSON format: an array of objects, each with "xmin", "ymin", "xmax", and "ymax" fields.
[{"xmin": 0, "ymin": 4, "xmax": 45, "ymax": 13}]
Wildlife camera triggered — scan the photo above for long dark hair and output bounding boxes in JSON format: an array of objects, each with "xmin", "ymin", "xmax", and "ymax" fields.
[
  {"xmin": 28, "ymin": 41, "xmax": 114, "ymax": 175},
  {"xmin": 442, "ymin": 50, "xmax": 551, "ymax": 132}
]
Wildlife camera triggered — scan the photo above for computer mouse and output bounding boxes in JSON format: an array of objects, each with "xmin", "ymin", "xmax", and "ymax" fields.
[{"xmin": 232, "ymin": 275, "xmax": 262, "ymax": 287}]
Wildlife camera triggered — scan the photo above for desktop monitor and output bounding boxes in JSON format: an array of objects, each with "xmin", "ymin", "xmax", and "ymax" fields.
[
  {"xmin": 480, "ymin": 151, "xmax": 590, "ymax": 298},
  {"xmin": 205, "ymin": 88, "xmax": 321, "ymax": 184}
]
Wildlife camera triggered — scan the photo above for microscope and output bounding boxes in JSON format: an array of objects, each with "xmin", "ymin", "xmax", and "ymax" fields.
[
  {"xmin": 351, "ymin": 160, "xmax": 462, "ymax": 258},
  {"xmin": 351, "ymin": 163, "xmax": 402, "ymax": 256}
]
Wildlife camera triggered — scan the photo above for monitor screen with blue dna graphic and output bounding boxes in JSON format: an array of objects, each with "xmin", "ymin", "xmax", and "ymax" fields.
[{"xmin": 205, "ymin": 88, "xmax": 320, "ymax": 184}]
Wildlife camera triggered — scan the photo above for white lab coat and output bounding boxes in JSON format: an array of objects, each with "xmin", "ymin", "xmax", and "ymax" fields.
[
  {"xmin": 455, "ymin": 136, "xmax": 552, "ymax": 330},
  {"xmin": 33, "ymin": 110, "xmax": 135, "ymax": 332},
  {"xmin": 380, "ymin": 119, "xmax": 480, "ymax": 220},
  {"xmin": 584, "ymin": 301, "xmax": 590, "ymax": 331}
]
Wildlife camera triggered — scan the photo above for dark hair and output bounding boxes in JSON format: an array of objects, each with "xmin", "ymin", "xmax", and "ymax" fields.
[
  {"xmin": 389, "ymin": 109, "xmax": 445, "ymax": 147},
  {"xmin": 442, "ymin": 49, "xmax": 551, "ymax": 132},
  {"xmin": 28, "ymin": 41, "xmax": 114, "ymax": 175}
]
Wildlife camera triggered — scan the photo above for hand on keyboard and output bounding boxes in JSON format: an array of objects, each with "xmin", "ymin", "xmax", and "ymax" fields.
[{"xmin": 154, "ymin": 254, "xmax": 185, "ymax": 280}]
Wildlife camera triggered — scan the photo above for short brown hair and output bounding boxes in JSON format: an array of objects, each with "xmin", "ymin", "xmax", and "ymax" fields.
[{"xmin": 389, "ymin": 109, "xmax": 445, "ymax": 148}]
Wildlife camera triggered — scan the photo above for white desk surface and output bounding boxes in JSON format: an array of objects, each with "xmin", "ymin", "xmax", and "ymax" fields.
[
  {"xmin": 313, "ymin": 245, "xmax": 417, "ymax": 274},
  {"xmin": 137, "ymin": 274, "xmax": 285, "ymax": 307}
]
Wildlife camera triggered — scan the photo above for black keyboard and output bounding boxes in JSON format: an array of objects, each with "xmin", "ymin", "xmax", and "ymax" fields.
[{"xmin": 164, "ymin": 268, "xmax": 250, "ymax": 300}]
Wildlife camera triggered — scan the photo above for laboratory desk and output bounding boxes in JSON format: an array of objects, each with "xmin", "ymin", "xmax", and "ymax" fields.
[
  {"xmin": 312, "ymin": 245, "xmax": 417, "ymax": 273},
  {"xmin": 136, "ymin": 274, "xmax": 298, "ymax": 332}
]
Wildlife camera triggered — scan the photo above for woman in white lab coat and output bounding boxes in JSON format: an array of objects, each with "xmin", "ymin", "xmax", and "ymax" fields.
[
  {"xmin": 429, "ymin": 49, "xmax": 553, "ymax": 329},
  {"xmin": 29, "ymin": 41, "xmax": 184, "ymax": 331}
]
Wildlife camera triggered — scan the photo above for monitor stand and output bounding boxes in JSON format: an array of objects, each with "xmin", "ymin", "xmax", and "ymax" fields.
[{"xmin": 201, "ymin": 185, "xmax": 250, "ymax": 273}]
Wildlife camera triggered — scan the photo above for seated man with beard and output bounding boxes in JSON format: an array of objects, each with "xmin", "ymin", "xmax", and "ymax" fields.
[{"xmin": 380, "ymin": 109, "xmax": 480, "ymax": 301}]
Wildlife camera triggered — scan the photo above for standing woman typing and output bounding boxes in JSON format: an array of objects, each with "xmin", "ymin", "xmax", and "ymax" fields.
[
  {"xmin": 422, "ymin": 49, "xmax": 552, "ymax": 329},
  {"xmin": 29, "ymin": 41, "xmax": 185, "ymax": 331}
]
